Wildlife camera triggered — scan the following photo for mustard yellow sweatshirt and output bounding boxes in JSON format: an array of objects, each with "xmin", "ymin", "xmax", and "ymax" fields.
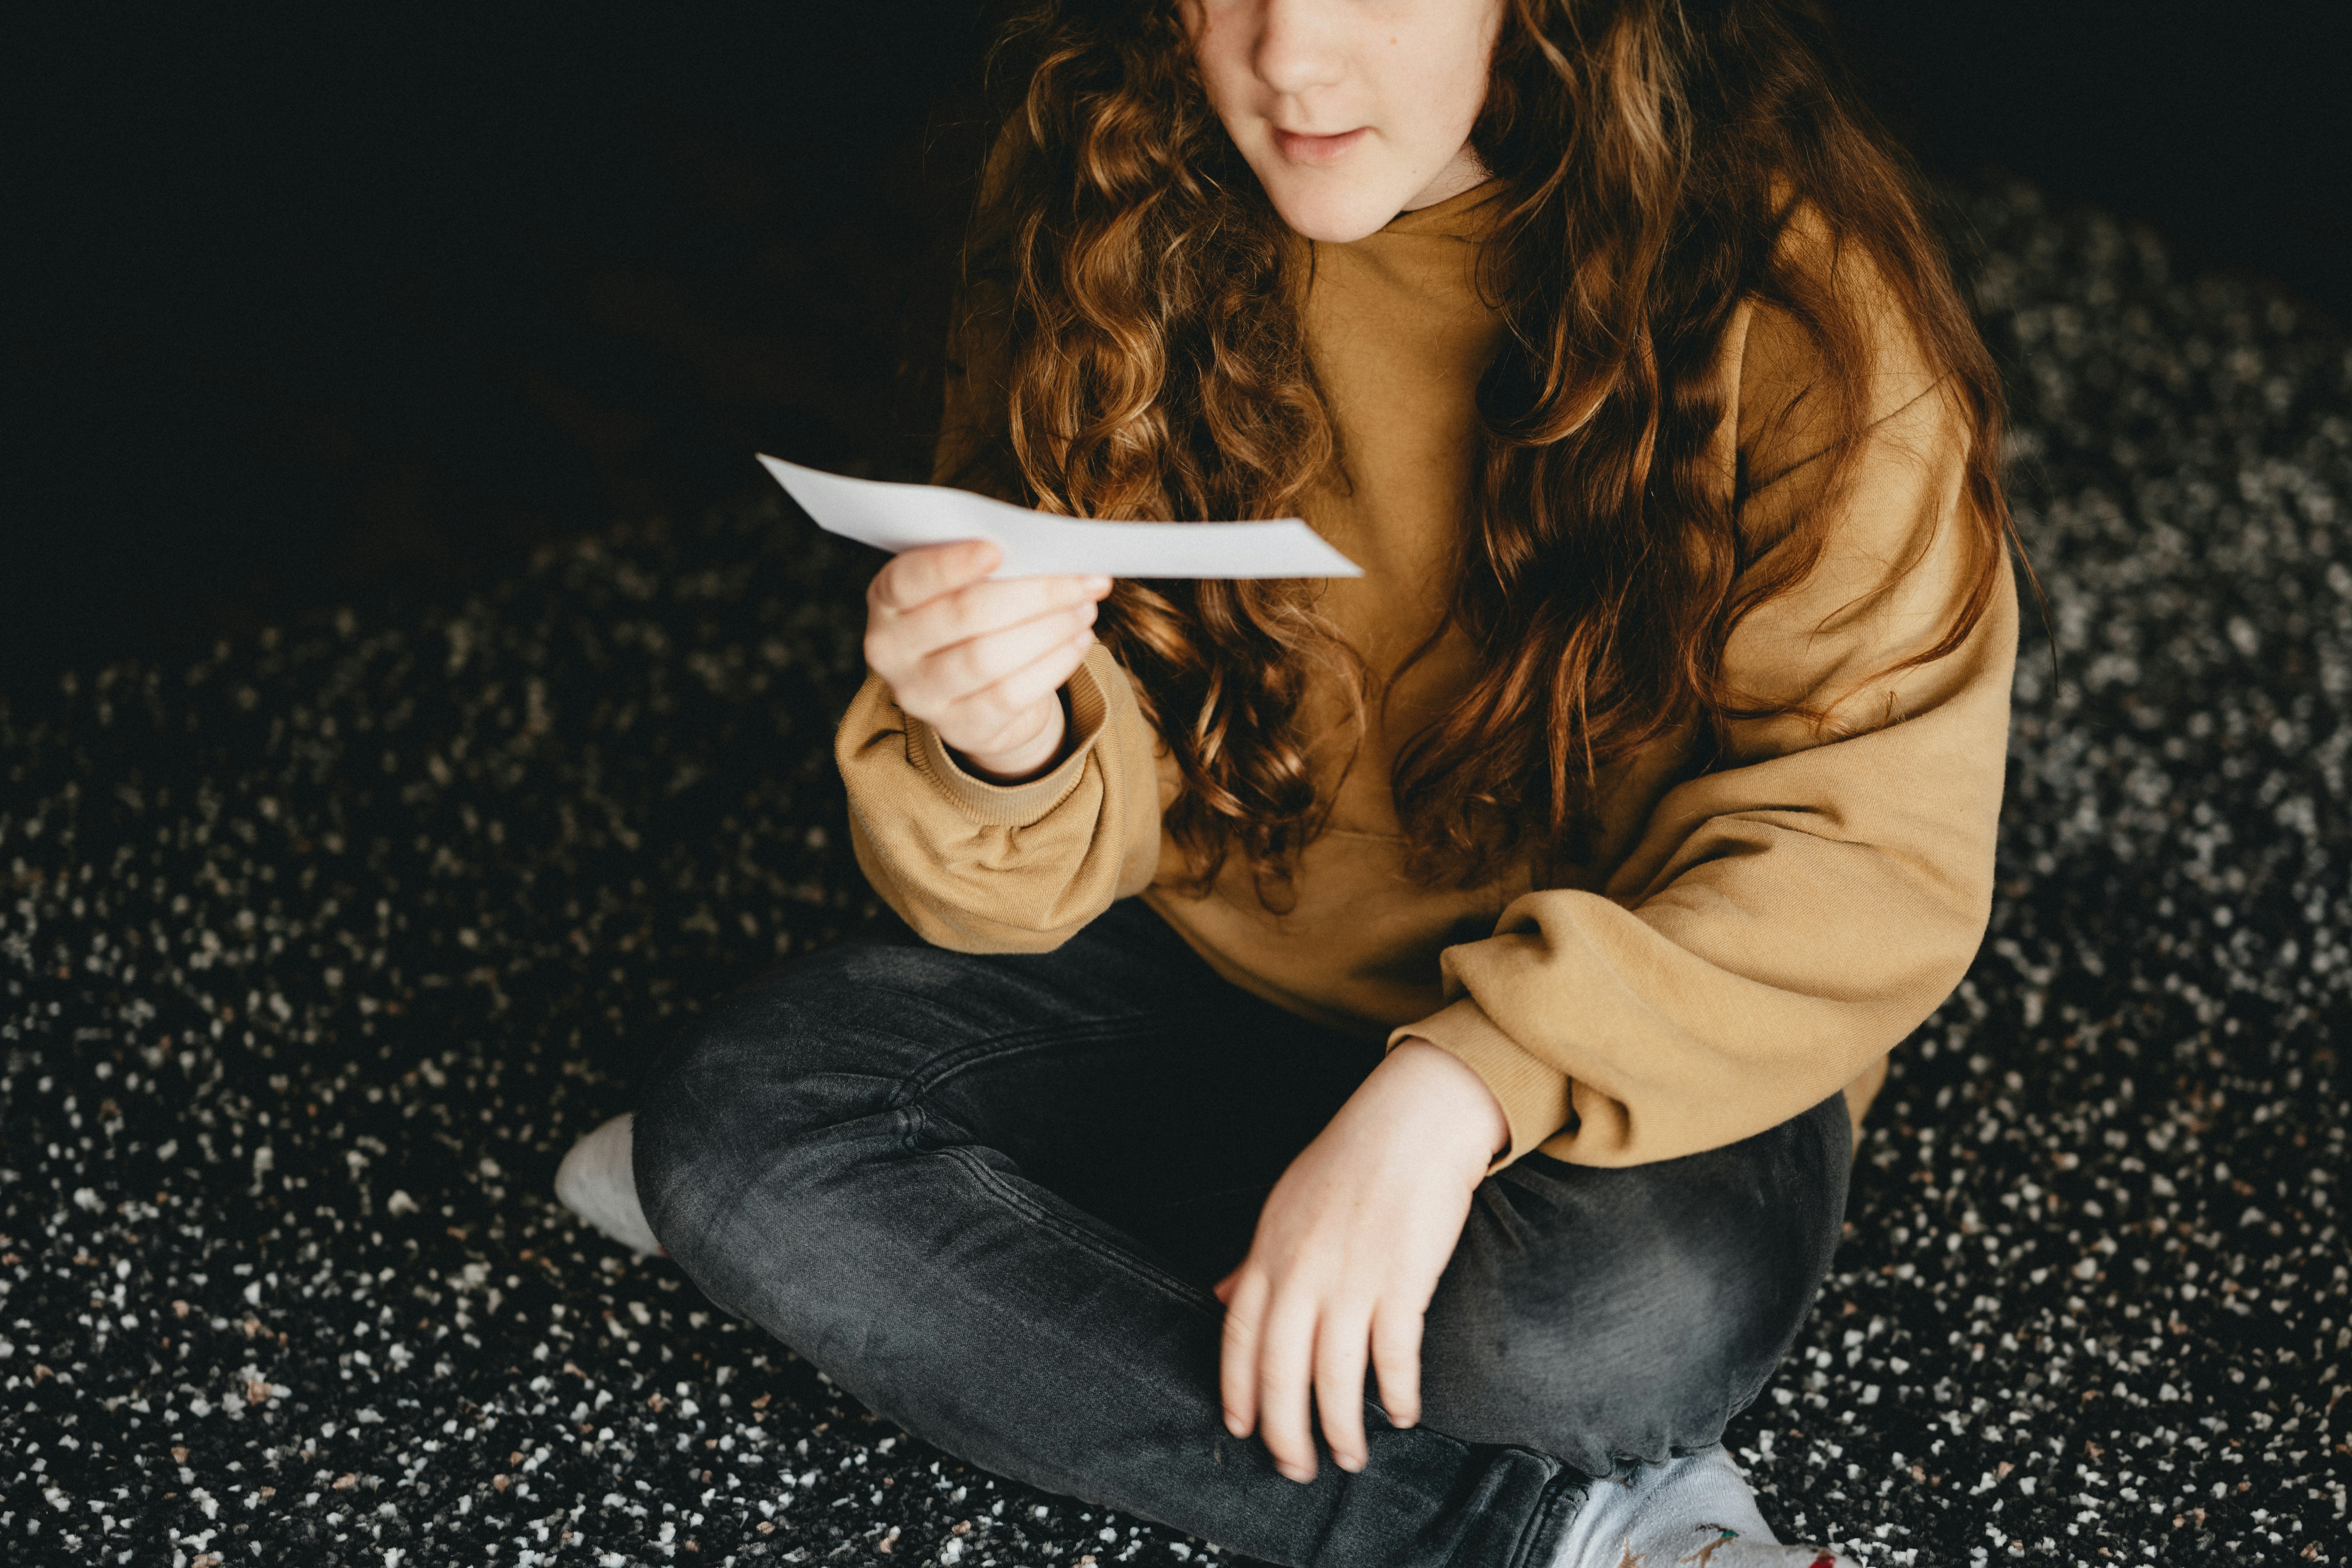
[{"xmin": 836, "ymin": 183, "xmax": 2018, "ymax": 1169}]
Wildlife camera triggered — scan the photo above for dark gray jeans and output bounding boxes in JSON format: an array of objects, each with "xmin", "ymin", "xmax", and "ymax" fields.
[{"xmin": 634, "ymin": 898, "xmax": 1849, "ymax": 1568}]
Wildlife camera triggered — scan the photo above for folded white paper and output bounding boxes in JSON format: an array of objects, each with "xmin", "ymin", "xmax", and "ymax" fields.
[{"xmin": 757, "ymin": 454, "xmax": 1362, "ymax": 579}]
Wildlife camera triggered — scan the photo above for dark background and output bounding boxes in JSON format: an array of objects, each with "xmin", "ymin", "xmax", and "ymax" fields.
[{"xmin": 6, "ymin": 0, "xmax": 2348, "ymax": 693}]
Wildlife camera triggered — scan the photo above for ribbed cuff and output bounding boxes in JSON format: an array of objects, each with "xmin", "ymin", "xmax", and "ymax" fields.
[
  {"xmin": 903, "ymin": 648, "xmax": 1113, "ymax": 827},
  {"xmin": 1391, "ymin": 998, "xmax": 1572, "ymax": 1171}
]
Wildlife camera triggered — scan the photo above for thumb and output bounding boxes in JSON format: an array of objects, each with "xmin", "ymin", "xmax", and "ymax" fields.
[{"xmin": 1212, "ymin": 1268, "xmax": 1241, "ymax": 1307}]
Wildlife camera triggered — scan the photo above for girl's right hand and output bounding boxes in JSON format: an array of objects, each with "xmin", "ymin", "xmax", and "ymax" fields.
[{"xmin": 862, "ymin": 540, "xmax": 1112, "ymax": 784}]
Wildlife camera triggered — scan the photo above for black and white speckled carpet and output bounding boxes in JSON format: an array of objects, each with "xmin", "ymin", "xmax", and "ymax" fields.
[{"xmin": 3, "ymin": 182, "xmax": 2346, "ymax": 1567}]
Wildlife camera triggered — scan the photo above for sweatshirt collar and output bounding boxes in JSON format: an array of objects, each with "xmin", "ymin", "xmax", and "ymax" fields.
[{"xmin": 1376, "ymin": 177, "xmax": 1505, "ymax": 241}]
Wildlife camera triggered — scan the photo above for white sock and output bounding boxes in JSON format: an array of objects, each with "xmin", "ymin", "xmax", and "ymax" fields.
[
  {"xmin": 554, "ymin": 1112, "xmax": 663, "ymax": 1255},
  {"xmin": 1550, "ymin": 1448, "xmax": 1854, "ymax": 1567}
]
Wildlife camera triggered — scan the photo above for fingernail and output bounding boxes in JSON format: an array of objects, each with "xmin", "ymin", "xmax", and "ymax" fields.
[
  {"xmin": 1224, "ymin": 1416, "xmax": 1248, "ymax": 1438},
  {"xmin": 1084, "ymin": 575, "xmax": 1111, "ymax": 593},
  {"xmin": 1336, "ymin": 1453, "xmax": 1364, "ymax": 1473}
]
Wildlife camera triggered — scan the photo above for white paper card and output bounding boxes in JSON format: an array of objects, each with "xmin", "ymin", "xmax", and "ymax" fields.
[{"xmin": 757, "ymin": 454, "xmax": 1361, "ymax": 579}]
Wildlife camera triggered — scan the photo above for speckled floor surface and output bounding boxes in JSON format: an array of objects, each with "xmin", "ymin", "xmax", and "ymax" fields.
[{"xmin": 3, "ymin": 182, "xmax": 2347, "ymax": 1567}]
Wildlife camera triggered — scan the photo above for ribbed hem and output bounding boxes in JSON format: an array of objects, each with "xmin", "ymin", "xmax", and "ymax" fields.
[
  {"xmin": 903, "ymin": 647, "xmax": 1113, "ymax": 827},
  {"xmin": 1392, "ymin": 998, "xmax": 1572, "ymax": 1171}
]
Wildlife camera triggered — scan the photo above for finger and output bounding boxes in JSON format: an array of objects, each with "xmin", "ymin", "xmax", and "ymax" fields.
[
  {"xmin": 1218, "ymin": 1270, "xmax": 1270, "ymax": 1440},
  {"xmin": 908, "ymin": 601, "xmax": 1096, "ymax": 712},
  {"xmin": 869, "ymin": 540, "xmax": 1003, "ymax": 614},
  {"xmin": 1255, "ymin": 1293, "xmax": 1321, "ymax": 1483},
  {"xmin": 1213, "ymin": 1269, "xmax": 1241, "ymax": 1307},
  {"xmin": 1312, "ymin": 1309, "xmax": 1374, "ymax": 1473},
  {"xmin": 891, "ymin": 573, "xmax": 1111, "ymax": 656},
  {"xmin": 1369, "ymin": 1300, "xmax": 1425, "ymax": 1431},
  {"xmin": 932, "ymin": 629, "xmax": 1095, "ymax": 753}
]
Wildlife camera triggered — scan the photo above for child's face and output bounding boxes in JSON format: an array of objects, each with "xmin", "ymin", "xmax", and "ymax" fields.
[{"xmin": 1183, "ymin": 0, "xmax": 1503, "ymax": 243}]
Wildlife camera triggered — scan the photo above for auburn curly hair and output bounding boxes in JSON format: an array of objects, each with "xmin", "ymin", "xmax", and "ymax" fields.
[{"xmin": 939, "ymin": 0, "xmax": 2017, "ymax": 899}]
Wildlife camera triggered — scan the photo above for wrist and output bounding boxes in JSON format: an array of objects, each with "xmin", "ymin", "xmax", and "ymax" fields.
[
  {"xmin": 953, "ymin": 692, "xmax": 1070, "ymax": 784},
  {"xmin": 1384, "ymin": 1037, "xmax": 1511, "ymax": 1171}
]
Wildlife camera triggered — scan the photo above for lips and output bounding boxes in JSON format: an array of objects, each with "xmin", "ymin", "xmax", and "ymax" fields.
[{"xmin": 1270, "ymin": 125, "xmax": 1370, "ymax": 165}]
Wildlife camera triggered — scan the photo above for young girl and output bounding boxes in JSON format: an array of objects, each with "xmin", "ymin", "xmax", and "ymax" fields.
[{"xmin": 559, "ymin": 0, "xmax": 2017, "ymax": 1561}]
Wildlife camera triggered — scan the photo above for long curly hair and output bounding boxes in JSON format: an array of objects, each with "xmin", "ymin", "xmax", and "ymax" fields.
[{"xmin": 943, "ymin": 0, "xmax": 2016, "ymax": 898}]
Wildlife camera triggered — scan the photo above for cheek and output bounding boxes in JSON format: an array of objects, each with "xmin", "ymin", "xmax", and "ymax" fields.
[
  {"xmin": 1184, "ymin": 6, "xmax": 1252, "ymax": 120},
  {"xmin": 1353, "ymin": 25, "xmax": 1482, "ymax": 161},
  {"xmin": 1406, "ymin": 6, "xmax": 1500, "ymax": 133}
]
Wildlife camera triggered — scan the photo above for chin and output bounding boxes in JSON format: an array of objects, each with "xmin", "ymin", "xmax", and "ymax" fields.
[{"xmin": 1259, "ymin": 177, "xmax": 1412, "ymax": 245}]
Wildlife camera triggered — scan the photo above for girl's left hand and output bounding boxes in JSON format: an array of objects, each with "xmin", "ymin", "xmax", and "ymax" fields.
[{"xmin": 1214, "ymin": 1039, "xmax": 1508, "ymax": 1481}]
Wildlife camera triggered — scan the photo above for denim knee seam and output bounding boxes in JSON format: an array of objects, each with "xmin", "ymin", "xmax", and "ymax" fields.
[
  {"xmin": 882, "ymin": 1012, "xmax": 1176, "ymax": 1112},
  {"xmin": 918, "ymin": 1121, "xmax": 1220, "ymax": 1322},
  {"xmin": 881, "ymin": 1013, "xmax": 1226, "ymax": 1317}
]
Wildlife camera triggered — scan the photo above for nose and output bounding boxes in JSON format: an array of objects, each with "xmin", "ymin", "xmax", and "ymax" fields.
[{"xmin": 1250, "ymin": 0, "xmax": 1347, "ymax": 100}]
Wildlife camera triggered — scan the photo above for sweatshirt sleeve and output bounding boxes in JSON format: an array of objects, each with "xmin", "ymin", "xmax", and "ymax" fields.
[
  {"xmin": 1397, "ymin": 283, "xmax": 2019, "ymax": 1169},
  {"xmin": 837, "ymin": 641, "xmax": 1163, "ymax": 952}
]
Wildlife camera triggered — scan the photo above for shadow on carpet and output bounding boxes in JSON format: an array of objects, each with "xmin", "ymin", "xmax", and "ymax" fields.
[{"xmin": 2, "ymin": 182, "xmax": 2346, "ymax": 1566}]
